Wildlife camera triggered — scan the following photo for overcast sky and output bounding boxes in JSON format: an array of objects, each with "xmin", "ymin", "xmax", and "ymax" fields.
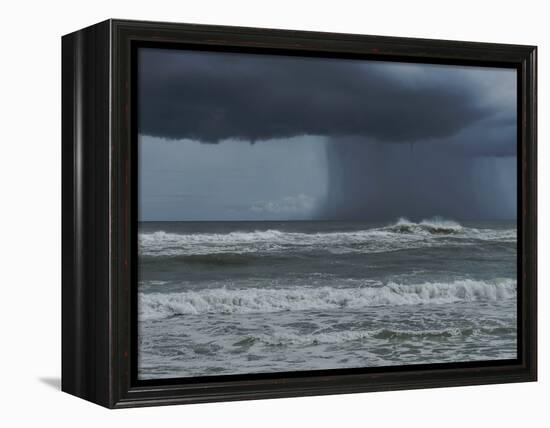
[{"xmin": 138, "ymin": 48, "xmax": 517, "ymax": 222}]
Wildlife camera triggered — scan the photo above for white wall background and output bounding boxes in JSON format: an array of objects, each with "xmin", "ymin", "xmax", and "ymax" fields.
[{"xmin": 0, "ymin": 0, "xmax": 546, "ymax": 425}]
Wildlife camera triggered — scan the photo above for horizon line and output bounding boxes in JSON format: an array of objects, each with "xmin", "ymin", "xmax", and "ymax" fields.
[{"xmin": 138, "ymin": 218, "xmax": 518, "ymax": 223}]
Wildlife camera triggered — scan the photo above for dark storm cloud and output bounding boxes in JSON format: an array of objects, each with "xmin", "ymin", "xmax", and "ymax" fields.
[
  {"xmin": 138, "ymin": 49, "xmax": 493, "ymax": 144},
  {"xmin": 138, "ymin": 48, "xmax": 517, "ymax": 221}
]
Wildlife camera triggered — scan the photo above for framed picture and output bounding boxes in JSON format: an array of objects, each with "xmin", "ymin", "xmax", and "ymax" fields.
[{"xmin": 62, "ymin": 19, "xmax": 537, "ymax": 408}]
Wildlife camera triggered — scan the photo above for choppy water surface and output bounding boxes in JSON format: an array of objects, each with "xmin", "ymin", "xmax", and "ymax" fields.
[{"xmin": 137, "ymin": 218, "xmax": 517, "ymax": 379}]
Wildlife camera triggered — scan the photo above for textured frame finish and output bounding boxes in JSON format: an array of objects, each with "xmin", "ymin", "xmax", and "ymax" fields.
[{"xmin": 62, "ymin": 19, "xmax": 537, "ymax": 408}]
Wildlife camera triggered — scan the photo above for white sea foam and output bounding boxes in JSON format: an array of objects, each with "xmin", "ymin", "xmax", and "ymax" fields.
[
  {"xmin": 248, "ymin": 325, "xmax": 516, "ymax": 347},
  {"xmin": 385, "ymin": 217, "xmax": 464, "ymax": 234},
  {"xmin": 139, "ymin": 218, "xmax": 516, "ymax": 257},
  {"xmin": 139, "ymin": 278, "xmax": 516, "ymax": 320}
]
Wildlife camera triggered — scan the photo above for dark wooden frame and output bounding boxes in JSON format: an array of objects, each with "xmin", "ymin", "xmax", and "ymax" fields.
[{"xmin": 62, "ymin": 19, "xmax": 537, "ymax": 408}]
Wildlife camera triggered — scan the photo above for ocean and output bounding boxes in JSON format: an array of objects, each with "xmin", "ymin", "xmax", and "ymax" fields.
[{"xmin": 137, "ymin": 218, "xmax": 517, "ymax": 380}]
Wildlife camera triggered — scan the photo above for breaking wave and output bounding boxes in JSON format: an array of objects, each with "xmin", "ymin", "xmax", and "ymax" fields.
[
  {"xmin": 139, "ymin": 218, "xmax": 516, "ymax": 257},
  {"xmin": 139, "ymin": 278, "xmax": 516, "ymax": 320},
  {"xmin": 247, "ymin": 325, "xmax": 517, "ymax": 347},
  {"xmin": 384, "ymin": 217, "xmax": 463, "ymax": 235}
]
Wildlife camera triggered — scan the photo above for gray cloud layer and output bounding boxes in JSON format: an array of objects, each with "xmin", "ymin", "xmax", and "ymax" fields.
[
  {"xmin": 138, "ymin": 49, "xmax": 505, "ymax": 145},
  {"xmin": 138, "ymin": 48, "xmax": 517, "ymax": 221}
]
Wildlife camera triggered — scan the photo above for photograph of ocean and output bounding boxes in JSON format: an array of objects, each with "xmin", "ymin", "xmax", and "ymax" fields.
[
  {"xmin": 136, "ymin": 47, "xmax": 518, "ymax": 380},
  {"xmin": 138, "ymin": 219, "xmax": 517, "ymax": 379}
]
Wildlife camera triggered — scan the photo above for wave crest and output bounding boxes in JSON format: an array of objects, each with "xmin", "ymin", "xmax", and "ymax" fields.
[
  {"xmin": 139, "ymin": 218, "xmax": 516, "ymax": 257},
  {"xmin": 248, "ymin": 325, "xmax": 516, "ymax": 347},
  {"xmin": 384, "ymin": 217, "xmax": 463, "ymax": 235},
  {"xmin": 139, "ymin": 278, "xmax": 516, "ymax": 320}
]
